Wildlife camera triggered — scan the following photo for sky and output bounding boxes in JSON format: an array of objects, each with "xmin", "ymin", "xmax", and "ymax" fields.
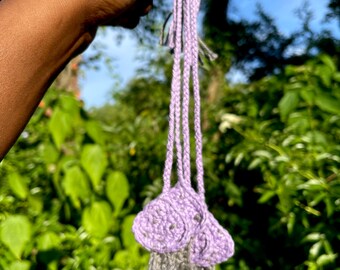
[{"xmin": 80, "ymin": 0, "xmax": 338, "ymax": 108}]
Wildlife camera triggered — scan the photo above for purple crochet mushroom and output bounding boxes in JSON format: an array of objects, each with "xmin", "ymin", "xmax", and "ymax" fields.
[{"xmin": 133, "ymin": 0, "xmax": 235, "ymax": 267}]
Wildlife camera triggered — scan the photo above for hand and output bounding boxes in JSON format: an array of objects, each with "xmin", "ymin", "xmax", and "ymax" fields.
[
  {"xmin": 0, "ymin": 0, "xmax": 153, "ymax": 160},
  {"xmin": 83, "ymin": 0, "xmax": 153, "ymax": 29}
]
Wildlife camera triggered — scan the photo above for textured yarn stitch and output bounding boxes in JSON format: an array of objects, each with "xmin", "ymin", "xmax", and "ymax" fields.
[
  {"xmin": 133, "ymin": 0, "xmax": 235, "ymax": 268},
  {"xmin": 149, "ymin": 243, "xmax": 215, "ymax": 270}
]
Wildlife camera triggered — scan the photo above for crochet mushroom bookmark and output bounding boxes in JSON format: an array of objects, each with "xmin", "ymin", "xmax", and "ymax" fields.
[{"xmin": 133, "ymin": 0, "xmax": 234, "ymax": 268}]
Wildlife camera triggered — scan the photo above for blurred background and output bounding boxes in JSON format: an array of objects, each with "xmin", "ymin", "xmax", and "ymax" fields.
[{"xmin": 0, "ymin": 0, "xmax": 339, "ymax": 269}]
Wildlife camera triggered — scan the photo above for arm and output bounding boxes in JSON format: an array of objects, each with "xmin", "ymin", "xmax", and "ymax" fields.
[{"xmin": 0, "ymin": 0, "xmax": 151, "ymax": 160}]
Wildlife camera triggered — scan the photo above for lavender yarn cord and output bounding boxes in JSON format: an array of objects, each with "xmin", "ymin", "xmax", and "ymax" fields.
[
  {"xmin": 181, "ymin": 0, "xmax": 192, "ymax": 188},
  {"xmin": 133, "ymin": 0, "xmax": 235, "ymax": 268},
  {"xmin": 163, "ymin": 0, "xmax": 184, "ymax": 192}
]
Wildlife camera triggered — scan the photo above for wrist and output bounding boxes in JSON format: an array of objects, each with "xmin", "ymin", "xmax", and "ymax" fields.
[{"xmin": 38, "ymin": 0, "xmax": 98, "ymax": 55}]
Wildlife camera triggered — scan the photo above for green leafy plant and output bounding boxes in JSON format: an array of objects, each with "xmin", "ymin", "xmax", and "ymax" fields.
[
  {"xmin": 0, "ymin": 89, "xmax": 148, "ymax": 269},
  {"xmin": 219, "ymin": 55, "xmax": 340, "ymax": 269}
]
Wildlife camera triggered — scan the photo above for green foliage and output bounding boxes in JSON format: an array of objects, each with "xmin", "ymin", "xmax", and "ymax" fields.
[
  {"xmin": 217, "ymin": 55, "xmax": 340, "ymax": 269},
  {"xmin": 106, "ymin": 171, "xmax": 130, "ymax": 216},
  {"xmin": 8, "ymin": 261, "xmax": 31, "ymax": 270},
  {"xmin": 7, "ymin": 173, "xmax": 29, "ymax": 200},
  {"xmin": 62, "ymin": 166, "xmax": 90, "ymax": 209},
  {"xmin": 81, "ymin": 144, "xmax": 108, "ymax": 189},
  {"xmin": 0, "ymin": 215, "xmax": 32, "ymax": 259},
  {"xmin": 82, "ymin": 201, "xmax": 112, "ymax": 238},
  {"xmin": 0, "ymin": 90, "xmax": 148, "ymax": 269}
]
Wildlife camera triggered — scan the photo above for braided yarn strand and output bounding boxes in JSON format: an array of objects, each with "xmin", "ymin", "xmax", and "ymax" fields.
[
  {"xmin": 133, "ymin": 0, "xmax": 235, "ymax": 268},
  {"xmin": 181, "ymin": 0, "xmax": 192, "ymax": 187},
  {"xmin": 190, "ymin": 0, "xmax": 205, "ymax": 198}
]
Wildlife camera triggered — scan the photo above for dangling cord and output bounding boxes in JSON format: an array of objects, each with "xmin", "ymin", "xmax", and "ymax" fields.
[
  {"xmin": 162, "ymin": 0, "xmax": 184, "ymax": 192},
  {"xmin": 181, "ymin": 0, "xmax": 192, "ymax": 188},
  {"xmin": 190, "ymin": 0, "xmax": 206, "ymax": 199},
  {"xmin": 180, "ymin": 0, "xmax": 205, "ymax": 196},
  {"xmin": 162, "ymin": 0, "xmax": 205, "ymax": 196}
]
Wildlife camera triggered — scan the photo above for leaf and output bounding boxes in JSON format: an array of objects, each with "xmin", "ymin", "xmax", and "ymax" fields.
[
  {"xmin": 62, "ymin": 166, "xmax": 91, "ymax": 208},
  {"xmin": 0, "ymin": 215, "xmax": 32, "ymax": 258},
  {"xmin": 304, "ymin": 131, "xmax": 328, "ymax": 146},
  {"xmin": 316, "ymin": 254, "xmax": 338, "ymax": 266},
  {"xmin": 300, "ymin": 89, "xmax": 315, "ymax": 105},
  {"xmin": 319, "ymin": 54, "xmax": 336, "ymax": 73},
  {"xmin": 253, "ymin": 150, "xmax": 272, "ymax": 159},
  {"xmin": 315, "ymin": 93, "xmax": 340, "ymax": 115},
  {"xmin": 277, "ymin": 186, "xmax": 293, "ymax": 214},
  {"xmin": 48, "ymin": 108, "xmax": 72, "ymax": 149},
  {"xmin": 309, "ymin": 241, "xmax": 322, "ymax": 259},
  {"xmin": 39, "ymin": 143, "xmax": 59, "ymax": 164},
  {"xmin": 37, "ymin": 232, "xmax": 61, "ymax": 251},
  {"xmin": 106, "ymin": 171, "xmax": 130, "ymax": 215},
  {"xmin": 8, "ymin": 261, "xmax": 31, "ymax": 270},
  {"xmin": 316, "ymin": 65, "xmax": 333, "ymax": 87},
  {"xmin": 325, "ymin": 197, "xmax": 334, "ymax": 217},
  {"xmin": 36, "ymin": 232, "xmax": 62, "ymax": 267},
  {"xmin": 85, "ymin": 121, "xmax": 105, "ymax": 145},
  {"xmin": 278, "ymin": 91, "xmax": 299, "ymax": 121},
  {"xmin": 59, "ymin": 95, "xmax": 80, "ymax": 116},
  {"xmin": 113, "ymin": 245, "xmax": 141, "ymax": 269},
  {"xmin": 258, "ymin": 190, "xmax": 276, "ymax": 204},
  {"xmin": 82, "ymin": 201, "xmax": 112, "ymax": 238},
  {"xmin": 248, "ymin": 158, "xmax": 262, "ymax": 170},
  {"xmin": 113, "ymin": 250, "xmax": 130, "ymax": 268},
  {"xmin": 310, "ymin": 193, "xmax": 326, "ymax": 207},
  {"xmin": 285, "ymin": 82, "xmax": 304, "ymax": 91},
  {"xmin": 81, "ymin": 144, "xmax": 108, "ymax": 188},
  {"xmin": 297, "ymin": 179, "xmax": 324, "ymax": 191},
  {"xmin": 28, "ymin": 195, "xmax": 44, "ymax": 215},
  {"xmin": 323, "ymin": 239, "xmax": 333, "ymax": 254},
  {"xmin": 7, "ymin": 173, "xmax": 29, "ymax": 200},
  {"xmin": 121, "ymin": 215, "xmax": 137, "ymax": 248},
  {"xmin": 303, "ymin": 233, "xmax": 323, "ymax": 243},
  {"xmin": 287, "ymin": 212, "xmax": 295, "ymax": 235},
  {"xmin": 234, "ymin": 152, "xmax": 244, "ymax": 166},
  {"xmin": 287, "ymin": 112, "xmax": 309, "ymax": 133},
  {"xmin": 285, "ymin": 65, "xmax": 301, "ymax": 76},
  {"xmin": 334, "ymin": 72, "xmax": 340, "ymax": 82}
]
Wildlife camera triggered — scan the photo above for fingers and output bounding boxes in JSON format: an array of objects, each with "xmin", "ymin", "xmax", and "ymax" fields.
[
  {"xmin": 105, "ymin": 0, "xmax": 153, "ymax": 28},
  {"xmin": 136, "ymin": 0, "xmax": 153, "ymax": 16},
  {"xmin": 115, "ymin": 16, "xmax": 140, "ymax": 29}
]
